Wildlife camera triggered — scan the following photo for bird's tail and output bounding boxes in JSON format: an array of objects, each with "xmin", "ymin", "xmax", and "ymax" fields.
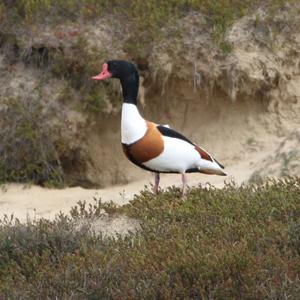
[
  {"xmin": 195, "ymin": 145, "xmax": 226, "ymax": 176},
  {"xmin": 198, "ymin": 159, "xmax": 227, "ymax": 176}
]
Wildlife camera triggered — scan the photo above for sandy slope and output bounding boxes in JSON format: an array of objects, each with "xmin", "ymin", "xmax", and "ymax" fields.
[
  {"xmin": 0, "ymin": 175, "xmax": 222, "ymax": 222},
  {"xmin": 0, "ymin": 149, "xmax": 265, "ymax": 222}
]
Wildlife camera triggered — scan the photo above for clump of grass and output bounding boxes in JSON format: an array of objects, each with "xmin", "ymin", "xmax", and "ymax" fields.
[
  {"xmin": 0, "ymin": 178, "xmax": 299, "ymax": 299},
  {"xmin": 0, "ymin": 96, "xmax": 64, "ymax": 187}
]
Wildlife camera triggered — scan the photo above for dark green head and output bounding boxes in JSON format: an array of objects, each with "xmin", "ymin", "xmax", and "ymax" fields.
[{"xmin": 92, "ymin": 60, "xmax": 139, "ymax": 104}]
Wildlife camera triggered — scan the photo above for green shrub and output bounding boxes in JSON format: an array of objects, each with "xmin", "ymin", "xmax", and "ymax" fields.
[
  {"xmin": 0, "ymin": 178, "xmax": 299, "ymax": 299},
  {"xmin": 0, "ymin": 97, "xmax": 64, "ymax": 187}
]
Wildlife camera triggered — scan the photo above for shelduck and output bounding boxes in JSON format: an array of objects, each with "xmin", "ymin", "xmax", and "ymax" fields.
[{"xmin": 92, "ymin": 60, "xmax": 226, "ymax": 196}]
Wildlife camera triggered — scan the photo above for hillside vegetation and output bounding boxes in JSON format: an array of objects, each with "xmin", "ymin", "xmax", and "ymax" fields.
[
  {"xmin": 0, "ymin": 178, "xmax": 299, "ymax": 299},
  {"xmin": 1, "ymin": 0, "xmax": 297, "ymax": 58}
]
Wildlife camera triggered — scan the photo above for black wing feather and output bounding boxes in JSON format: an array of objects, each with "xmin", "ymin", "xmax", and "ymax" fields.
[{"xmin": 157, "ymin": 125, "xmax": 195, "ymax": 146}]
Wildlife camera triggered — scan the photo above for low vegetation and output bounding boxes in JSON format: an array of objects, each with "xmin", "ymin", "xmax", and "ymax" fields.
[
  {"xmin": 1, "ymin": 0, "xmax": 297, "ymax": 57},
  {"xmin": 0, "ymin": 178, "xmax": 299, "ymax": 299},
  {"xmin": 0, "ymin": 96, "xmax": 64, "ymax": 187}
]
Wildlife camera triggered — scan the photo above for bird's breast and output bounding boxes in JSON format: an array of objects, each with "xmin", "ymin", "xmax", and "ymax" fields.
[
  {"xmin": 121, "ymin": 103, "xmax": 147, "ymax": 144},
  {"xmin": 122, "ymin": 122, "xmax": 164, "ymax": 164}
]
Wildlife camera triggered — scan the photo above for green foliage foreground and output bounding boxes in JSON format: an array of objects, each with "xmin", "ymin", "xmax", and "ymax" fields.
[{"xmin": 0, "ymin": 178, "xmax": 300, "ymax": 299}]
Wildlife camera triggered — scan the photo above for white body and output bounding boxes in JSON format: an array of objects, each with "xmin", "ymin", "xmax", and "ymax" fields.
[
  {"xmin": 143, "ymin": 136, "xmax": 223, "ymax": 174},
  {"xmin": 143, "ymin": 136, "xmax": 200, "ymax": 172},
  {"xmin": 121, "ymin": 103, "xmax": 225, "ymax": 174}
]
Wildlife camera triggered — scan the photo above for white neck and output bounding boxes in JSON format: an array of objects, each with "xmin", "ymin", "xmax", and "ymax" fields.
[{"xmin": 121, "ymin": 103, "xmax": 147, "ymax": 144}]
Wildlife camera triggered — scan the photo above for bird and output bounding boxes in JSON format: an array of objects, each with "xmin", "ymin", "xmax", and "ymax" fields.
[{"xmin": 92, "ymin": 60, "xmax": 226, "ymax": 196}]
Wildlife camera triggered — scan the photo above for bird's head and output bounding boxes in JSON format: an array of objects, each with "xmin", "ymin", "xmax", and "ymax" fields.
[
  {"xmin": 92, "ymin": 60, "xmax": 139, "ymax": 104},
  {"xmin": 92, "ymin": 60, "xmax": 138, "ymax": 81}
]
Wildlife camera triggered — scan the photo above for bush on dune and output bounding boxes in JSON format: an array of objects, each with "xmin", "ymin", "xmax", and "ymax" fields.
[
  {"xmin": 0, "ymin": 178, "xmax": 299, "ymax": 299},
  {"xmin": 0, "ymin": 97, "xmax": 64, "ymax": 187}
]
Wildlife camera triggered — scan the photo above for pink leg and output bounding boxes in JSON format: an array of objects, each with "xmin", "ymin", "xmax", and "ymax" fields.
[
  {"xmin": 153, "ymin": 173, "xmax": 160, "ymax": 194},
  {"xmin": 181, "ymin": 172, "xmax": 188, "ymax": 197}
]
